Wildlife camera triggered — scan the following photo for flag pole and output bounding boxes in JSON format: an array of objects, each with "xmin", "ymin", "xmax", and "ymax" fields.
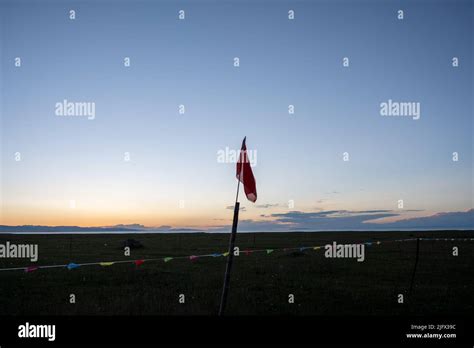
[{"xmin": 218, "ymin": 140, "xmax": 244, "ymax": 316}]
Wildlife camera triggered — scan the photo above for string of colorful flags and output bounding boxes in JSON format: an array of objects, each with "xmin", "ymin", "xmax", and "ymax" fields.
[{"xmin": 0, "ymin": 236, "xmax": 472, "ymax": 273}]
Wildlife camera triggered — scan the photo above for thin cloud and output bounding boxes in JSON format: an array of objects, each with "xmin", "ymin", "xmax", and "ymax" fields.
[
  {"xmin": 226, "ymin": 205, "xmax": 246, "ymax": 211},
  {"xmin": 367, "ymin": 209, "xmax": 473, "ymax": 230},
  {"xmin": 256, "ymin": 203, "xmax": 280, "ymax": 209}
]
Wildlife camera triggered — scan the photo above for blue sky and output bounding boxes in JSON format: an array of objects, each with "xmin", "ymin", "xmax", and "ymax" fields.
[{"xmin": 0, "ymin": 0, "xmax": 472, "ymax": 230}]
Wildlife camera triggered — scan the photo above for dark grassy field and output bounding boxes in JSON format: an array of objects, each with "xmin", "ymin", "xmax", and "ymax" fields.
[{"xmin": 0, "ymin": 231, "xmax": 472, "ymax": 316}]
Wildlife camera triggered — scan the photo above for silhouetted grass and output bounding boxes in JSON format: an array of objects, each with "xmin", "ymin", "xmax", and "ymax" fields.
[{"xmin": 0, "ymin": 231, "xmax": 472, "ymax": 315}]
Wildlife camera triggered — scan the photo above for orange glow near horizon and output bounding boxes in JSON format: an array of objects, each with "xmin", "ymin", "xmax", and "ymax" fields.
[{"xmin": 0, "ymin": 201, "xmax": 241, "ymax": 228}]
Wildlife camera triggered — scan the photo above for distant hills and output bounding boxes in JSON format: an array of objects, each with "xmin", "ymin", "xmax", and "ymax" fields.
[
  {"xmin": 0, "ymin": 225, "xmax": 139, "ymax": 232},
  {"xmin": 0, "ymin": 225, "xmax": 204, "ymax": 233},
  {"xmin": 1, "ymin": 208, "xmax": 472, "ymax": 232}
]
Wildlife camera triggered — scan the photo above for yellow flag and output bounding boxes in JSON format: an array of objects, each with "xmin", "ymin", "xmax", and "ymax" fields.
[{"xmin": 100, "ymin": 262, "xmax": 114, "ymax": 266}]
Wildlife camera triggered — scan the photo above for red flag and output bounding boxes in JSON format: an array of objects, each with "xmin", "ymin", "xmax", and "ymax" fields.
[{"xmin": 236, "ymin": 137, "xmax": 257, "ymax": 202}]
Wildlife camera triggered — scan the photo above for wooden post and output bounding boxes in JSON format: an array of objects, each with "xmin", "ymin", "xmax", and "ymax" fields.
[
  {"xmin": 218, "ymin": 201, "xmax": 240, "ymax": 315},
  {"xmin": 218, "ymin": 149, "xmax": 243, "ymax": 316}
]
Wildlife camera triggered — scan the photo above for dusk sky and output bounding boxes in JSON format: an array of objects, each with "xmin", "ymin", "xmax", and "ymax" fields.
[{"xmin": 0, "ymin": 0, "xmax": 472, "ymax": 231}]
